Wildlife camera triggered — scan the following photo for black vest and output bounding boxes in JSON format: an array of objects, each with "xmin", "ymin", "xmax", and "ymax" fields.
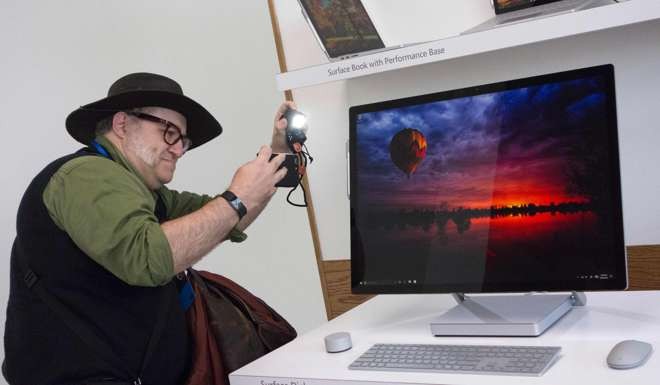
[{"xmin": 3, "ymin": 148, "xmax": 189, "ymax": 385}]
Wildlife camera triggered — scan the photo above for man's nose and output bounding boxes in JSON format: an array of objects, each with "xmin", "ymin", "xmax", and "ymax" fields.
[{"xmin": 169, "ymin": 139, "xmax": 185, "ymax": 158}]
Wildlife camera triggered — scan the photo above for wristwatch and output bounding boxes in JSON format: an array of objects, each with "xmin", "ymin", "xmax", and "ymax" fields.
[{"xmin": 220, "ymin": 190, "xmax": 247, "ymax": 220}]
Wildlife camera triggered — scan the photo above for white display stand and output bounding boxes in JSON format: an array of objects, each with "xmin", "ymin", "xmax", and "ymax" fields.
[
  {"xmin": 430, "ymin": 292, "xmax": 585, "ymax": 336},
  {"xmin": 230, "ymin": 291, "xmax": 660, "ymax": 385},
  {"xmin": 276, "ymin": 0, "xmax": 660, "ymax": 91}
]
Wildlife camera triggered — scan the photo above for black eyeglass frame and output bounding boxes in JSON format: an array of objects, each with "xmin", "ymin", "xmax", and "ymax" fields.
[{"xmin": 124, "ymin": 110, "xmax": 192, "ymax": 151}]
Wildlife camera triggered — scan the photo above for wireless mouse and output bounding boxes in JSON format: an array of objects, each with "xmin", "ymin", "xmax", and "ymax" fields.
[
  {"xmin": 606, "ymin": 340, "xmax": 653, "ymax": 369},
  {"xmin": 324, "ymin": 331, "xmax": 352, "ymax": 353}
]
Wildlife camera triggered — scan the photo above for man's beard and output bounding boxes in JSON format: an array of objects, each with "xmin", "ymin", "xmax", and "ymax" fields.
[{"xmin": 126, "ymin": 134, "xmax": 160, "ymax": 168}]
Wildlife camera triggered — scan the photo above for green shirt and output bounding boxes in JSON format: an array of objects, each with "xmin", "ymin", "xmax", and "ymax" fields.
[{"xmin": 42, "ymin": 136, "xmax": 244, "ymax": 287}]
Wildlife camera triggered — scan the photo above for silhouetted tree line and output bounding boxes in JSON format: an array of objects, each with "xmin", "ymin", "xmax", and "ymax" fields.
[{"xmin": 363, "ymin": 201, "xmax": 594, "ymax": 234}]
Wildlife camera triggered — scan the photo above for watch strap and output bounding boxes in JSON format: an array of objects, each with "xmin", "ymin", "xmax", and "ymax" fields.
[{"xmin": 220, "ymin": 190, "xmax": 247, "ymax": 220}]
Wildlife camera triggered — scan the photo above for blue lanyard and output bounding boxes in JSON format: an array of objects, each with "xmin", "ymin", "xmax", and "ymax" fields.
[
  {"xmin": 178, "ymin": 280, "xmax": 195, "ymax": 311},
  {"xmin": 91, "ymin": 139, "xmax": 110, "ymax": 159}
]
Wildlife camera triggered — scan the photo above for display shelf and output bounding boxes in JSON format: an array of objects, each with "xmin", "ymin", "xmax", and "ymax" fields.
[{"xmin": 275, "ymin": 0, "xmax": 660, "ymax": 91}]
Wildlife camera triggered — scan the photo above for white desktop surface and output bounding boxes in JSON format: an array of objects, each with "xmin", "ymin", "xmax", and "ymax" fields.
[{"xmin": 230, "ymin": 291, "xmax": 660, "ymax": 385}]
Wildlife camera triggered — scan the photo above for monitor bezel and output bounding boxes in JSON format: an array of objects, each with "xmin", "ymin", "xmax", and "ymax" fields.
[
  {"xmin": 350, "ymin": 64, "xmax": 627, "ymax": 294},
  {"xmin": 298, "ymin": 0, "xmax": 386, "ymax": 59}
]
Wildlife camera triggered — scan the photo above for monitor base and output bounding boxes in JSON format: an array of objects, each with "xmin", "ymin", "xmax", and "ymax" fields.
[{"xmin": 430, "ymin": 292, "xmax": 585, "ymax": 337}]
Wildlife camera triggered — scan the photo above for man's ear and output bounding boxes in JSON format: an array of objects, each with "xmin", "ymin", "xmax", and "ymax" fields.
[{"xmin": 111, "ymin": 112, "xmax": 129, "ymax": 139}]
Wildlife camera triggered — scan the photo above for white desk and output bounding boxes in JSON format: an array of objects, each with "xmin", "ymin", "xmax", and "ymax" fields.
[{"xmin": 230, "ymin": 291, "xmax": 660, "ymax": 385}]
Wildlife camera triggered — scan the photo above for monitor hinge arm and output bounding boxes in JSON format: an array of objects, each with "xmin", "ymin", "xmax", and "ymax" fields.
[
  {"xmin": 452, "ymin": 292, "xmax": 585, "ymax": 306},
  {"xmin": 570, "ymin": 291, "xmax": 587, "ymax": 306},
  {"xmin": 452, "ymin": 293, "xmax": 466, "ymax": 304}
]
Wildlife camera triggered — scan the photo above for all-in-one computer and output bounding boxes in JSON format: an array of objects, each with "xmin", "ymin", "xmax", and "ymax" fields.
[{"xmin": 349, "ymin": 64, "xmax": 627, "ymax": 338}]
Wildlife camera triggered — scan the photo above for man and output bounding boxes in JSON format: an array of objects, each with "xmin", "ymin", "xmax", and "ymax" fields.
[{"xmin": 3, "ymin": 72, "xmax": 294, "ymax": 385}]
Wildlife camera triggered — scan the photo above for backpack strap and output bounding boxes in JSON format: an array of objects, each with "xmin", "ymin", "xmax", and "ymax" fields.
[
  {"xmin": 20, "ymin": 253, "xmax": 172, "ymax": 384},
  {"xmin": 19, "ymin": 255, "xmax": 136, "ymax": 382}
]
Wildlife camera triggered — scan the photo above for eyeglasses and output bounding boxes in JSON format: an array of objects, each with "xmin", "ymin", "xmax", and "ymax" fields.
[{"xmin": 125, "ymin": 111, "xmax": 192, "ymax": 152}]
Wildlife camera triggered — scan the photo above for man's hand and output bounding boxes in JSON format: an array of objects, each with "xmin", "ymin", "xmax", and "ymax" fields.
[
  {"xmin": 271, "ymin": 101, "xmax": 297, "ymax": 153},
  {"xmin": 227, "ymin": 146, "xmax": 287, "ymax": 213}
]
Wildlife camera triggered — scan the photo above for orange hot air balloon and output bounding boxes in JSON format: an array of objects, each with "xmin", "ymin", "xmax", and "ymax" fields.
[{"xmin": 389, "ymin": 128, "xmax": 427, "ymax": 177}]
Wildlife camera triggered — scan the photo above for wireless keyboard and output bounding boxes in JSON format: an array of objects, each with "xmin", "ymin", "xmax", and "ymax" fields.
[{"xmin": 349, "ymin": 343, "xmax": 561, "ymax": 376}]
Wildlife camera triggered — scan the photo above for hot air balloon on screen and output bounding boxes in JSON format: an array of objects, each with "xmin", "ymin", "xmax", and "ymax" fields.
[{"xmin": 389, "ymin": 128, "xmax": 427, "ymax": 177}]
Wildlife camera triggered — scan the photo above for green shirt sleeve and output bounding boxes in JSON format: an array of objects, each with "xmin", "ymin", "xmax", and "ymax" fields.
[
  {"xmin": 43, "ymin": 156, "xmax": 174, "ymax": 287},
  {"xmin": 157, "ymin": 187, "xmax": 215, "ymax": 219},
  {"xmin": 158, "ymin": 187, "xmax": 248, "ymax": 243}
]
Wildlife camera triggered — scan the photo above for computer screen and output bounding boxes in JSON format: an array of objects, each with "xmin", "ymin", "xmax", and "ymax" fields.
[
  {"xmin": 350, "ymin": 64, "xmax": 627, "ymax": 294},
  {"xmin": 299, "ymin": 0, "xmax": 385, "ymax": 59}
]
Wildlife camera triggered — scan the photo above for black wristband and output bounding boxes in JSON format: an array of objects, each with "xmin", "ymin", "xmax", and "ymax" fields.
[{"xmin": 220, "ymin": 190, "xmax": 247, "ymax": 220}]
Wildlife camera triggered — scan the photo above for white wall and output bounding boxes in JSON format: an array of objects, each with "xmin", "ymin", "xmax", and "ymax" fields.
[{"xmin": 0, "ymin": 0, "xmax": 327, "ymax": 376}]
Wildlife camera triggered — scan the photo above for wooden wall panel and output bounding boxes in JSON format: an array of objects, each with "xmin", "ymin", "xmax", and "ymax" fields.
[
  {"xmin": 627, "ymin": 245, "xmax": 660, "ymax": 289},
  {"xmin": 322, "ymin": 245, "xmax": 660, "ymax": 320},
  {"xmin": 323, "ymin": 260, "xmax": 374, "ymax": 319}
]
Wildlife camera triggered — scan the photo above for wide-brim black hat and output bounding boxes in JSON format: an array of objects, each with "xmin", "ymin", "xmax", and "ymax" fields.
[{"xmin": 66, "ymin": 72, "xmax": 222, "ymax": 150}]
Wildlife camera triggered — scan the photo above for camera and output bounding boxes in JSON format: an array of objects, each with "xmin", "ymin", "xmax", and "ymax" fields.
[
  {"xmin": 283, "ymin": 108, "xmax": 309, "ymax": 152},
  {"xmin": 270, "ymin": 153, "xmax": 300, "ymax": 188}
]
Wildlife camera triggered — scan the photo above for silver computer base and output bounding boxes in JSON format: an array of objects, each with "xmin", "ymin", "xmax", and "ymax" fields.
[{"xmin": 430, "ymin": 292, "xmax": 586, "ymax": 337}]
